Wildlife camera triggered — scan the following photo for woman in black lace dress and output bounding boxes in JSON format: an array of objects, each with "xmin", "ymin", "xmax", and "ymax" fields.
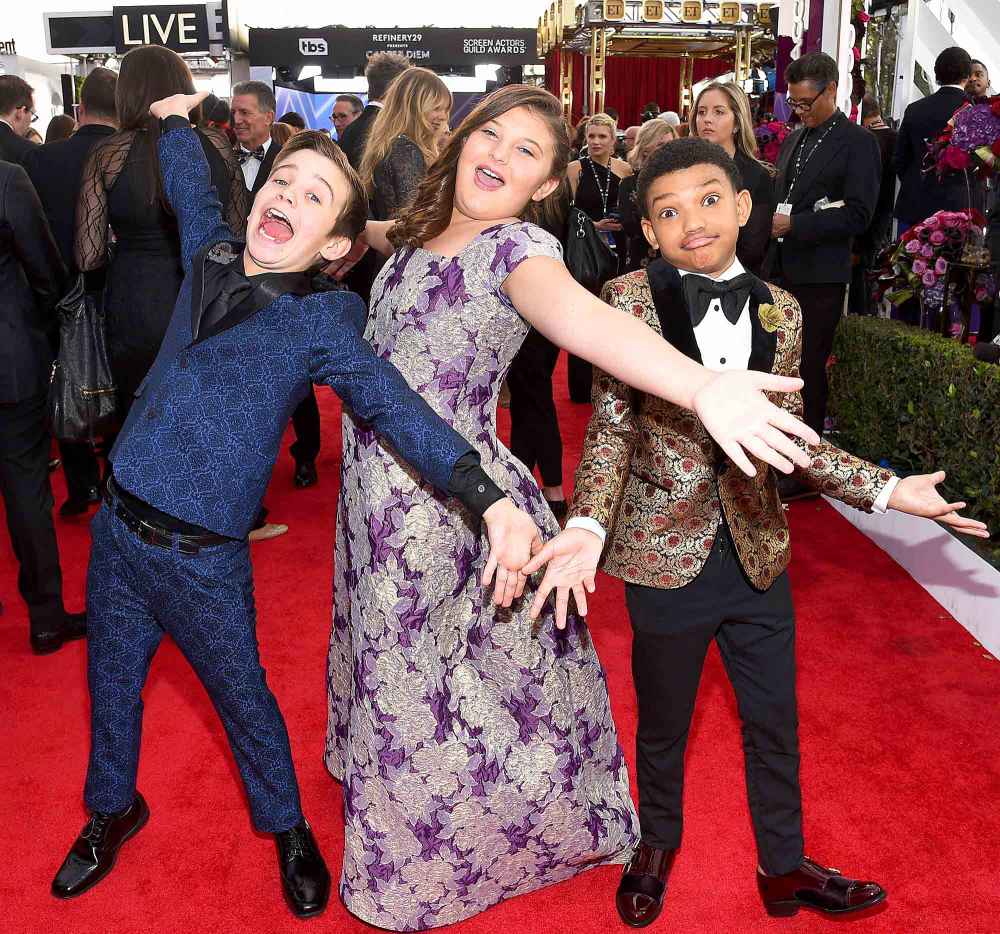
[
  {"xmin": 565, "ymin": 113, "xmax": 633, "ymax": 401},
  {"xmin": 75, "ymin": 46, "xmax": 248, "ymax": 419},
  {"xmin": 358, "ymin": 67, "xmax": 451, "ymax": 222}
]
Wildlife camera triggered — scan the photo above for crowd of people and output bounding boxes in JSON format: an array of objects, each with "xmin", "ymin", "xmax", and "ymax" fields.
[{"xmin": 0, "ymin": 40, "xmax": 992, "ymax": 932}]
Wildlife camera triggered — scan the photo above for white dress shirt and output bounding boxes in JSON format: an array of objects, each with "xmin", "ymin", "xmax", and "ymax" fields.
[
  {"xmin": 567, "ymin": 257, "xmax": 896, "ymax": 544},
  {"xmin": 239, "ymin": 136, "xmax": 273, "ymax": 191}
]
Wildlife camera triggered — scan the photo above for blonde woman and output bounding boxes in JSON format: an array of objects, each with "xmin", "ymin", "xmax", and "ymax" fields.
[
  {"xmin": 691, "ymin": 81, "xmax": 775, "ymax": 274},
  {"xmin": 359, "ymin": 66, "xmax": 451, "ymax": 221},
  {"xmin": 565, "ymin": 112, "xmax": 633, "ymax": 399},
  {"xmin": 619, "ymin": 118, "xmax": 678, "ymax": 271}
]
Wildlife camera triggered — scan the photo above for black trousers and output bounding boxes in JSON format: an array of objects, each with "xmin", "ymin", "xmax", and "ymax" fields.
[
  {"xmin": 777, "ymin": 281, "xmax": 845, "ymax": 434},
  {"xmin": 58, "ymin": 439, "xmax": 101, "ymax": 501},
  {"xmin": 289, "ymin": 386, "xmax": 321, "ymax": 465},
  {"xmin": 0, "ymin": 393, "xmax": 66, "ymax": 634},
  {"xmin": 567, "ymin": 354, "xmax": 593, "ymax": 404},
  {"xmin": 624, "ymin": 527, "xmax": 803, "ymax": 875},
  {"xmin": 507, "ymin": 329, "xmax": 563, "ymax": 487}
]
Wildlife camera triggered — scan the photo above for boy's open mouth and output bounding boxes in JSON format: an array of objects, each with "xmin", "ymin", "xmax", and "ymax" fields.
[{"xmin": 260, "ymin": 207, "xmax": 294, "ymax": 244}]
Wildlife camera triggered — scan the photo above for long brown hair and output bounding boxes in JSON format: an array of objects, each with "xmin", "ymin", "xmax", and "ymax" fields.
[
  {"xmin": 359, "ymin": 67, "xmax": 451, "ymax": 197},
  {"xmin": 690, "ymin": 81, "xmax": 774, "ymax": 175},
  {"xmin": 115, "ymin": 45, "xmax": 199, "ymax": 207},
  {"xmin": 390, "ymin": 84, "xmax": 570, "ymax": 249}
]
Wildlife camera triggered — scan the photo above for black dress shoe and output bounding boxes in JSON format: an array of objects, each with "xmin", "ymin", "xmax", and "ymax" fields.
[
  {"xmin": 60, "ymin": 487, "xmax": 100, "ymax": 517},
  {"xmin": 275, "ymin": 820, "xmax": 330, "ymax": 918},
  {"xmin": 616, "ymin": 842, "xmax": 676, "ymax": 927},
  {"xmin": 48, "ymin": 458, "xmax": 61, "ymax": 472},
  {"xmin": 30, "ymin": 612, "xmax": 86, "ymax": 655},
  {"xmin": 293, "ymin": 460, "xmax": 318, "ymax": 489},
  {"xmin": 52, "ymin": 794, "xmax": 149, "ymax": 898},
  {"xmin": 757, "ymin": 856, "xmax": 886, "ymax": 916}
]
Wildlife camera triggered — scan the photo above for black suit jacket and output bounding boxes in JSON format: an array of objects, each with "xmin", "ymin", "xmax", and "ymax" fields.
[
  {"xmin": 893, "ymin": 87, "xmax": 974, "ymax": 224},
  {"xmin": 765, "ymin": 113, "xmax": 880, "ymax": 285},
  {"xmin": 0, "ymin": 121, "xmax": 37, "ymax": 166},
  {"xmin": 23, "ymin": 123, "xmax": 117, "ymax": 275},
  {"xmin": 0, "ymin": 161, "xmax": 68, "ymax": 403},
  {"xmin": 338, "ymin": 104, "xmax": 380, "ymax": 171}
]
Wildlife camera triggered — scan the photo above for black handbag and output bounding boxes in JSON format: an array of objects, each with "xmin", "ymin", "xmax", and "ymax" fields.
[
  {"xmin": 563, "ymin": 205, "xmax": 618, "ymax": 294},
  {"xmin": 48, "ymin": 275, "xmax": 117, "ymax": 442}
]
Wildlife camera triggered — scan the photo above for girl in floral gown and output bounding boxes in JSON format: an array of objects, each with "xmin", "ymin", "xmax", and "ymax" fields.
[{"xmin": 326, "ymin": 86, "xmax": 819, "ymax": 930}]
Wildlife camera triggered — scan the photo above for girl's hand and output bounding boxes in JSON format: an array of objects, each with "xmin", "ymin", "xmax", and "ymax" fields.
[{"xmin": 692, "ymin": 370, "xmax": 820, "ymax": 477}]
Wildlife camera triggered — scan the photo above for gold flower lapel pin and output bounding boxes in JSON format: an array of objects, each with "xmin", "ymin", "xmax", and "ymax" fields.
[{"xmin": 758, "ymin": 303, "xmax": 782, "ymax": 333}]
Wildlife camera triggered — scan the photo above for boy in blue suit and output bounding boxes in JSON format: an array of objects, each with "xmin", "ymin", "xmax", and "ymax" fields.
[{"xmin": 51, "ymin": 91, "xmax": 539, "ymax": 917}]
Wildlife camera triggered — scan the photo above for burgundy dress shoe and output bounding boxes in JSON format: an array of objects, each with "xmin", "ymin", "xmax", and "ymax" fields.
[
  {"xmin": 757, "ymin": 856, "xmax": 886, "ymax": 917},
  {"xmin": 616, "ymin": 843, "xmax": 676, "ymax": 927}
]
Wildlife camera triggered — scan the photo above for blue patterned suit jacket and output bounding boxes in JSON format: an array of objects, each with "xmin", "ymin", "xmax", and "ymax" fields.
[{"xmin": 110, "ymin": 125, "xmax": 472, "ymax": 539}]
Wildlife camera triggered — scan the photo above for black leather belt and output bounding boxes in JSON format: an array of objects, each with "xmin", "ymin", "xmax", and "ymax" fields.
[{"xmin": 104, "ymin": 481, "xmax": 231, "ymax": 555}]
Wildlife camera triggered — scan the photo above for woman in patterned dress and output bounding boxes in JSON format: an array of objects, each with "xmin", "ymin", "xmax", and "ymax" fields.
[{"xmin": 326, "ymin": 86, "xmax": 820, "ymax": 930}]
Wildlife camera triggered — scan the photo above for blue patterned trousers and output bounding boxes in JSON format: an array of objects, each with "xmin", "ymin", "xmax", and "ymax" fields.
[{"xmin": 83, "ymin": 499, "xmax": 303, "ymax": 833}]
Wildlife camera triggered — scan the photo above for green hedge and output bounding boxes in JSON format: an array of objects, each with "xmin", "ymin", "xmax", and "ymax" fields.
[{"xmin": 829, "ymin": 317, "xmax": 1000, "ymax": 561}]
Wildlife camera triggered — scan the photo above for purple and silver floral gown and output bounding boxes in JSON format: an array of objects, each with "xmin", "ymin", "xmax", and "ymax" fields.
[{"xmin": 325, "ymin": 221, "xmax": 638, "ymax": 931}]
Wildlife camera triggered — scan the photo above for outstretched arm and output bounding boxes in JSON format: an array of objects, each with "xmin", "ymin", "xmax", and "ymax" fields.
[
  {"xmin": 503, "ymin": 255, "xmax": 820, "ymax": 477},
  {"xmin": 150, "ymin": 91, "xmax": 233, "ymax": 272}
]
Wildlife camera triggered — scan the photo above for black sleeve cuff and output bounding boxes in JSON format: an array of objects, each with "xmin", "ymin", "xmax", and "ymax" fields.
[
  {"xmin": 160, "ymin": 115, "xmax": 192, "ymax": 134},
  {"xmin": 448, "ymin": 451, "xmax": 506, "ymax": 518}
]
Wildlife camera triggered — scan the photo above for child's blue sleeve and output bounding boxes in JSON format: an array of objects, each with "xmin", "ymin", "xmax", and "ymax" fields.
[{"xmin": 158, "ymin": 116, "xmax": 234, "ymax": 272}]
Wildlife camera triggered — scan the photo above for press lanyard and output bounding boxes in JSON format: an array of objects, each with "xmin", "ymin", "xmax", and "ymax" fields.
[{"xmin": 786, "ymin": 113, "xmax": 842, "ymax": 202}]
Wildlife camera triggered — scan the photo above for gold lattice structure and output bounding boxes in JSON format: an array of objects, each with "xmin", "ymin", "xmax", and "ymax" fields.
[{"xmin": 538, "ymin": 0, "xmax": 773, "ymax": 120}]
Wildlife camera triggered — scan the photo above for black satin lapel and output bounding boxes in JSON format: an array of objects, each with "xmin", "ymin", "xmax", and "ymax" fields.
[
  {"xmin": 646, "ymin": 259, "xmax": 703, "ymax": 365},
  {"xmin": 775, "ymin": 128, "xmax": 802, "ymax": 195},
  {"xmin": 191, "ymin": 245, "xmax": 210, "ymax": 341},
  {"xmin": 747, "ymin": 283, "xmax": 778, "ymax": 374},
  {"xmin": 193, "ymin": 273, "xmax": 312, "ymax": 345}
]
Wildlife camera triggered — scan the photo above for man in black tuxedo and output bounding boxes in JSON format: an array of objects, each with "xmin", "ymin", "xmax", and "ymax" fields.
[
  {"xmin": 0, "ymin": 75, "xmax": 39, "ymax": 166},
  {"xmin": 766, "ymin": 52, "xmax": 880, "ymax": 483},
  {"xmin": 894, "ymin": 47, "xmax": 978, "ymax": 231},
  {"xmin": 231, "ymin": 80, "xmax": 320, "ymax": 489},
  {"xmin": 338, "ymin": 52, "xmax": 411, "ymax": 171},
  {"xmin": 24, "ymin": 67, "xmax": 118, "ymax": 517},
  {"xmin": 0, "ymin": 160, "xmax": 87, "ymax": 653}
]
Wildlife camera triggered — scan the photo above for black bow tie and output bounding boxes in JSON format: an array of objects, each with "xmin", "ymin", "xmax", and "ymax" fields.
[
  {"xmin": 682, "ymin": 272, "xmax": 759, "ymax": 327},
  {"xmin": 237, "ymin": 145, "xmax": 265, "ymax": 164}
]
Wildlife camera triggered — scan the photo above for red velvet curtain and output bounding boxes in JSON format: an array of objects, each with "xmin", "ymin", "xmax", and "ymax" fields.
[{"xmin": 545, "ymin": 49, "xmax": 731, "ymax": 128}]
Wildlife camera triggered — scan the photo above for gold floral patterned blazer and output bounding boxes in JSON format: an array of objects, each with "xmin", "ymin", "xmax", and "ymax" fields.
[{"xmin": 570, "ymin": 259, "xmax": 895, "ymax": 591}]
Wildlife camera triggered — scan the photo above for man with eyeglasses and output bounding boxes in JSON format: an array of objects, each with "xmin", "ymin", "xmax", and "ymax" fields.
[
  {"xmin": 0, "ymin": 75, "xmax": 39, "ymax": 166},
  {"xmin": 764, "ymin": 52, "xmax": 881, "ymax": 501},
  {"xmin": 330, "ymin": 94, "xmax": 363, "ymax": 141}
]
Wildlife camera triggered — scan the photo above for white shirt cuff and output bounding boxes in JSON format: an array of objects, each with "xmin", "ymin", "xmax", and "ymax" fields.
[
  {"xmin": 871, "ymin": 475, "xmax": 899, "ymax": 514},
  {"xmin": 566, "ymin": 516, "xmax": 607, "ymax": 544}
]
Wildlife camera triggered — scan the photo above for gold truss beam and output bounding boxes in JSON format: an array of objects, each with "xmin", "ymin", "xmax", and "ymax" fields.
[{"xmin": 590, "ymin": 27, "xmax": 608, "ymax": 115}]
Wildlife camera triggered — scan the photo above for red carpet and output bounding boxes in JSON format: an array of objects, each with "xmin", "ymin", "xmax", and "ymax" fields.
[{"xmin": 2, "ymin": 356, "xmax": 998, "ymax": 933}]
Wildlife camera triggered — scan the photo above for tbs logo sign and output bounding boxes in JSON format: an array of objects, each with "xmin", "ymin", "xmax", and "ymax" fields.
[{"xmin": 298, "ymin": 37, "xmax": 327, "ymax": 55}]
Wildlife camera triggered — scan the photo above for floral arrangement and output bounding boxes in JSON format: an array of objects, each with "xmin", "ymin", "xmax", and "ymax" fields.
[
  {"xmin": 873, "ymin": 209, "xmax": 988, "ymax": 306},
  {"xmin": 927, "ymin": 95, "xmax": 1000, "ymax": 179},
  {"xmin": 754, "ymin": 120, "xmax": 791, "ymax": 164}
]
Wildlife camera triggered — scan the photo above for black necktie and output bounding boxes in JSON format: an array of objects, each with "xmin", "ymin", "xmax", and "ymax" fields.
[
  {"xmin": 237, "ymin": 145, "xmax": 265, "ymax": 165},
  {"xmin": 682, "ymin": 273, "xmax": 758, "ymax": 327}
]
